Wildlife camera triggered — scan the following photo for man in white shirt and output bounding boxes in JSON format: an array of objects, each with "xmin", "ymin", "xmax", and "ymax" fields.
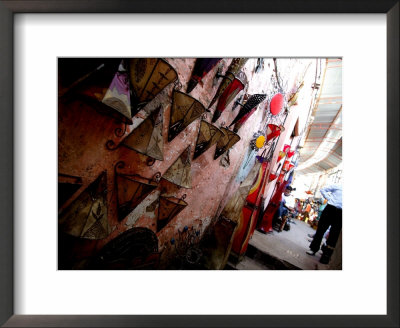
[
  {"xmin": 276, "ymin": 186, "xmax": 296, "ymax": 231},
  {"xmin": 306, "ymin": 184, "xmax": 342, "ymax": 264}
]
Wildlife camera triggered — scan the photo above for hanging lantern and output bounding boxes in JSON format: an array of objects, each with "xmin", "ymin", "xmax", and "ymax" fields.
[
  {"xmin": 277, "ymin": 151, "xmax": 286, "ymax": 162},
  {"xmin": 268, "ymin": 173, "xmax": 278, "ymax": 182},
  {"xmin": 193, "ymin": 120, "xmax": 224, "ymax": 160},
  {"xmin": 282, "ymin": 160, "xmax": 291, "ymax": 171},
  {"xmin": 288, "ymin": 164, "xmax": 295, "ymax": 171},
  {"xmin": 283, "ymin": 144, "xmax": 291, "ymax": 153},
  {"xmin": 59, "ymin": 171, "xmax": 110, "ymax": 240},
  {"xmin": 162, "ymin": 146, "xmax": 192, "ymax": 188},
  {"xmin": 229, "ymin": 94, "xmax": 267, "ymax": 131},
  {"xmin": 208, "ymin": 58, "xmax": 248, "ymax": 109},
  {"xmin": 129, "ymin": 58, "xmax": 178, "ymax": 115},
  {"xmin": 211, "ymin": 72, "xmax": 246, "ymax": 123},
  {"xmin": 168, "ymin": 90, "xmax": 206, "ymax": 142},
  {"xmin": 187, "ymin": 58, "xmax": 222, "ymax": 93},
  {"xmin": 266, "ymin": 124, "xmax": 284, "ymax": 142},
  {"xmin": 157, "ymin": 194, "xmax": 188, "ymax": 232},
  {"xmin": 287, "ymin": 150, "xmax": 295, "ymax": 159},
  {"xmin": 269, "ymin": 93, "xmax": 284, "ymax": 115},
  {"xmin": 118, "ymin": 105, "xmax": 164, "ymax": 162},
  {"xmin": 214, "ymin": 127, "xmax": 241, "ymax": 159},
  {"xmin": 115, "ymin": 162, "xmax": 161, "ymax": 221}
]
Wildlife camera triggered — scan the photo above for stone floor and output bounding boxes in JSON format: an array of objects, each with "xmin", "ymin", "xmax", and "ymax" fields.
[{"xmin": 229, "ymin": 218, "xmax": 330, "ymax": 270}]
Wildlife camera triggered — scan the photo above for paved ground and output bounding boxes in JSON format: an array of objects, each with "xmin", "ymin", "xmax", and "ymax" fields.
[{"xmin": 248, "ymin": 218, "xmax": 329, "ymax": 270}]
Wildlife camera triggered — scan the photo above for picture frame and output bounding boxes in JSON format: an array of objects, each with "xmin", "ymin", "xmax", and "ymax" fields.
[{"xmin": 0, "ymin": 0, "xmax": 398, "ymax": 327}]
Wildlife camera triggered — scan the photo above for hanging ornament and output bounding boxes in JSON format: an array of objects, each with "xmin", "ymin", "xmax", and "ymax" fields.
[
  {"xmin": 187, "ymin": 58, "xmax": 222, "ymax": 93},
  {"xmin": 282, "ymin": 160, "xmax": 291, "ymax": 172},
  {"xmin": 211, "ymin": 72, "xmax": 246, "ymax": 123},
  {"xmin": 266, "ymin": 124, "xmax": 284, "ymax": 142},
  {"xmin": 157, "ymin": 194, "xmax": 188, "ymax": 232},
  {"xmin": 59, "ymin": 171, "xmax": 110, "ymax": 240},
  {"xmin": 214, "ymin": 127, "xmax": 241, "ymax": 160},
  {"xmin": 208, "ymin": 58, "xmax": 248, "ymax": 109},
  {"xmin": 115, "ymin": 161, "xmax": 161, "ymax": 222},
  {"xmin": 168, "ymin": 90, "xmax": 206, "ymax": 142},
  {"xmin": 277, "ymin": 151, "xmax": 286, "ymax": 162},
  {"xmin": 162, "ymin": 146, "xmax": 192, "ymax": 188},
  {"xmin": 283, "ymin": 144, "xmax": 291, "ymax": 153},
  {"xmin": 250, "ymin": 131, "xmax": 266, "ymax": 150},
  {"xmin": 229, "ymin": 94, "xmax": 267, "ymax": 131},
  {"xmin": 269, "ymin": 93, "xmax": 284, "ymax": 116},
  {"xmin": 287, "ymin": 150, "xmax": 295, "ymax": 159},
  {"xmin": 268, "ymin": 173, "xmax": 278, "ymax": 182},
  {"xmin": 193, "ymin": 120, "xmax": 224, "ymax": 160},
  {"xmin": 129, "ymin": 58, "xmax": 178, "ymax": 115}
]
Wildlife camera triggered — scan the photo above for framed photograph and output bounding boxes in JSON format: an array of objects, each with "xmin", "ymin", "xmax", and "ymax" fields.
[{"xmin": 1, "ymin": 1, "xmax": 398, "ymax": 327}]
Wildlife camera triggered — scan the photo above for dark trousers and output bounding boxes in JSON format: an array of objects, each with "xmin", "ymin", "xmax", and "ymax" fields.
[{"xmin": 309, "ymin": 204, "xmax": 342, "ymax": 253}]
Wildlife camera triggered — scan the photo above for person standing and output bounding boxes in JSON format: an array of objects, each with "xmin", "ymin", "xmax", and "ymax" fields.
[{"xmin": 306, "ymin": 184, "xmax": 342, "ymax": 264}]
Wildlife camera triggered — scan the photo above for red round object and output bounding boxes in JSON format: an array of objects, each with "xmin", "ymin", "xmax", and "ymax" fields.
[{"xmin": 270, "ymin": 93, "xmax": 284, "ymax": 115}]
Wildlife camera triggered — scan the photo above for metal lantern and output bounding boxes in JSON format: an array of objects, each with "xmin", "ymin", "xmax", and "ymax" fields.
[
  {"xmin": 157, "ymin": 194, "xmax": 188, "ymax": 232},
  {"xmin": 287, "ymin": 150, "xmax": 295, "ymax": 159},
  {"xmin": 282, "ymin": 160, "xmax": 291, "ymax": 172},
  {"xmin": 129, "ymin": 58, "xmax": 178, "ymax": 115},
  {"xmin": 229, "ymin": 94, "xmax": 267, "ymax": 131},
  {"xmin": 187, "ymin": 58, "xmax": 222, "ymax": 93},
  {"xmin": 283, "ymin": 144, "xmax": 291, "ymax": 153},
  {"xmin": 115, "ymin": 161, "xmax": 161, "ymax": 222},
  {"xmin": 266, "ymin": 124, "xmax": 284, "ymax": 142},
  {"xmin": 162, "ymin": 146, "xmax": 192, "ymax": 188},
  {"xmin": 168, "ymin": 90, "xmax": 206, "ymax": 142},
  {"xmin": 211, "ymin": 72, "xmax": 246, "ymax": 123},
  {"xmin": 118, "ymin": 105, "xmax": 164, "ymax": 162},
  {"xmin": 268, "ymin": 173, "xmax": 278, "ymax": 182},
  {"xmin": 214, "ymin": 127, "xmax": 241, "ymax": 160},
  {"xmin": 277, "ymin": 151, "xmax": 286, "ymax": 162},
  {"xmin": 193, "ymin": 120, "xmax": 224, "ymax": 160},
  {"xmin": 59, "ymin": 171, "xmax": 110, "ymax": 240}
]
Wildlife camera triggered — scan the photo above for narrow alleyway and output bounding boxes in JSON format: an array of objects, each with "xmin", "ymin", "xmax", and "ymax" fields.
[{"xmin": 227, "ymin": 219, "xmax": 329, "ymax": 270}]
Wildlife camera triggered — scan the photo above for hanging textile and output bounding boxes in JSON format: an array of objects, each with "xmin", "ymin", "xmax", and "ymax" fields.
[
  {"xmin": 162, "ymin": 146, "xmax": 192, "ymax": 188},
  {"xmin": 59, "ymin": 171, "xmax": 110, "ymax": 240},
  {"xmin": 186, "ymin": 58, "xmax": 222, "ymax": 93},
  {"xmin": 129, "ymin": 58, "xmax": 178, "ymax": 114},
  {"xmin": 193, "ymin": 120, "xmax": 224, "ymax": 160},
  {"xmin": 214, "ymin": 127, "xmax": 241, "ymax": 160},
  {"xmin": 115, "ymin": 162, "xmax": 160, "ymax": 221},
  {"xmin": 121, "ymin": 105, "xmax": 164, "ymax": 161},
  {"xmin": 211, "ymin": 71, "xmax": 247, "ymax": 123},
  {"xmin": 168, "ymin": 90, "xmax": 206, "ymax": 142},
  {"xmin": 208, "ymin": 58, "xmax": 248, "ymax": 109}
]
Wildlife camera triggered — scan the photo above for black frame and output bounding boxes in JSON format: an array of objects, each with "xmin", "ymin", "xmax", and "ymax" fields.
[{"xmin": 0, "ymin": 1, "xmax": 398, "ymax": 327}]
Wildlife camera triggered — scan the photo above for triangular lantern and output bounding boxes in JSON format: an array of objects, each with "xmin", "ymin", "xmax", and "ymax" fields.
[
  {"xmin": 194, "ymin": 120, "xmax": 224, "ymax": 159},
  {"xmin": 168, "ymin": 90, "xmax": 206, "ymax": 142},
  {"xmin": 162, "ymin": 146, "xmax": 192, "ymax": 188},
  {"xmin": 266, "ymin": 124, "xmax": 284, "ymax": 142},
  {"xmin": 59, "ymin": 171, "xmax": 110, "ymax": 240},
  {"xmin": 277, "ymin": 151, "xmax": 286, "ymax": 162},
  {"xmin": 121, "ymin": 105, "xmax": 164, "ymax": 161},
  {"xmin": 187, "ymin": 58, "xmax": 222, "ymax": 93},
  {"xmin": 128, "ymin": 58, "xmax": 178, "ymax": 114},
  {"xmin": 115, "ymin": 162, "xmax": 160, "ymax": 221},
  {"xmin": 212, "ymin": 72, "xmax": 246, "ymax": 123},
  {"xmin": 157, "ymin": 195, "xmax": 188, "ymax": 232},
  {"xmin": 208, "ymin": 58, "xmax": 248, "ymax": 109},
  {"xmin": 214, "ymin": 127, "xmax": 241, "ymax": 159},
  {"xmin": 269, "ymin": 173, "xmax": 278, "ymax": 182},
  {"xmin": 287, "ymin": 150, "xmax": 295, "ymax": 159}
]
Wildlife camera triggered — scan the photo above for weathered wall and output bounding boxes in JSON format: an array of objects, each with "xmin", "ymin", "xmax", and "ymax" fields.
[{"xmin": 58, "ymin": 57, "xmax": 315, "ymax": 269}]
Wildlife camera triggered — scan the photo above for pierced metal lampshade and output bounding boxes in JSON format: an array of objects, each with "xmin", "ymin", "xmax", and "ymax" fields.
[
  {"xmin": 168, "ymin": 90, "xmax": 206, "ymax": 142},
  {"xmin": 283, "ymin": 144, "xmax": 291, "ymax": 153},
  {"xmin": 193, "ymin": 120, "xmax": 224, "ymax": 160},
  {"xmin": 212, "ymin": 72, "xmax": 246, "ymax": 123},
  {"xmin": 157, "ymin": 194, "xmax": 188, "ymax": 232},
  {"xmin": 214, "ymin": 127, "xmax": 241, "ymax": 160},
  {"xmin": 229, "ymin": 94, "xmax": 267, "ymax": 129},
  {"xmin": 121, "ymin": 105, "xmax": 164, "ymax": 161},
  {"xmin": 128, "ymin": 58, "xmax": 178, "ymax": 114},
  {"xmin": 58, "ymin": 171, "xmax": 110, "ymax": 240},
  {"xmin": 208, "ymin": 58, "xmax": 248, "ymax": 109},
  {"xmin": 115, "ymin": 162, "xmax": 161, "ymax": 221},
  {"xmin": 187, "ymin": 58, "xmax": 222, "ymax": 93},
  {"xmin": 162, "ymin": 146, "xmax": 192, "ymax": 188}
]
